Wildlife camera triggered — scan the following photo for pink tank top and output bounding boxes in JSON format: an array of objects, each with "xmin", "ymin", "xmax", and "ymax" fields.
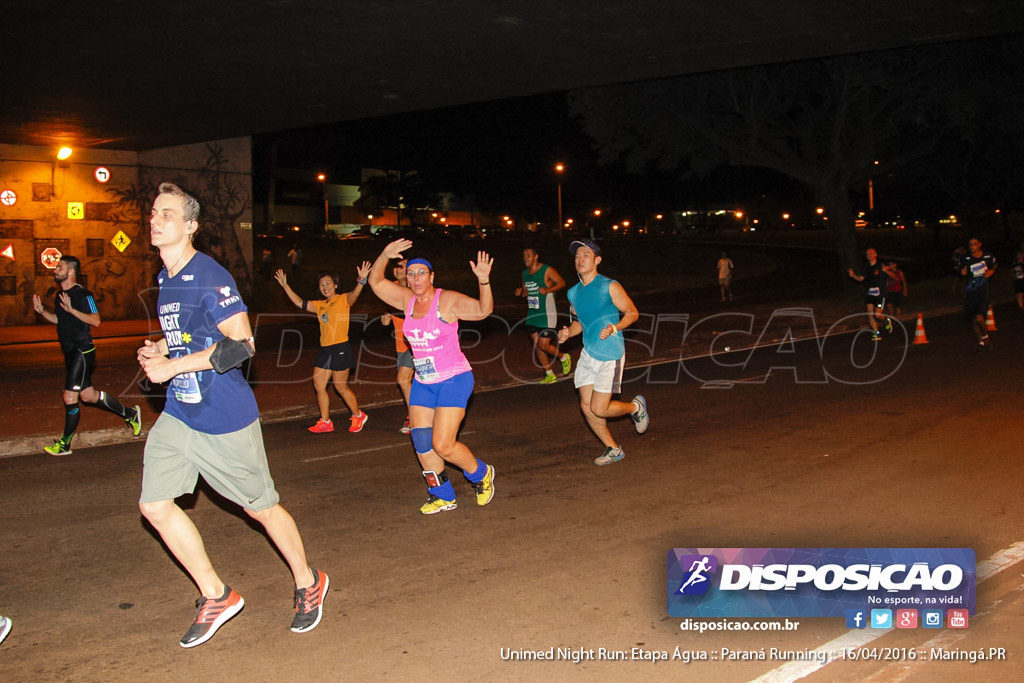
[{"xmin": 403, "ymin": 288, "xmax": 472, "ymax": 383}]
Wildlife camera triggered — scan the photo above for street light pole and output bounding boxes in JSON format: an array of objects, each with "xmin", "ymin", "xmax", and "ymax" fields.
[
  {"xmin": 317, "ymin": 173, "xmax": 328, "ymax": 233},
  {"xmin": 555, "ymin": 163, "xmax": 564, "ymax": 240}
]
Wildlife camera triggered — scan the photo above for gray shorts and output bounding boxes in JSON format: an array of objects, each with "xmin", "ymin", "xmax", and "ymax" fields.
[
  {"xmin": 396, "ymin": 348, "xmax": 415, "ymax": 369},
  {"xmin": 140, "ymin": 413, "xmax": 280, "ymax": 512}
]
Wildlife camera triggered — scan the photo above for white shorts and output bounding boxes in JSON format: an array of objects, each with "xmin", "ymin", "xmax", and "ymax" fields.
[{"xmin": 573, "ymin": 348, "xmax": 625, "ymax": 394}]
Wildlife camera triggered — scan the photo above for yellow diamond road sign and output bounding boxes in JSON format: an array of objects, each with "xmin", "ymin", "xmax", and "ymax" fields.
[{"xmin": 112, "ymin": 230, "xmax": 131, "ymax": 252}]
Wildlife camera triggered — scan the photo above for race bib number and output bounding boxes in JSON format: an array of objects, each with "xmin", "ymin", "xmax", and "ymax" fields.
[
  {"xmin": 413, "ymin": 355, "xmax": 439, "ymax": 382},
  {"xmin": 171, "ymin": 372, "xmax": 203, "ymax": 404},
  {"xmin": 970, "ymin": 261, "xmax": 988, "ymax": 278},
  {"xmin": 867, "ymin": 287, "xmax": 880, "ymax": 296},
  {"xmin": 527, "ymin": 295, "xmax": 540, "ymax": 309}
]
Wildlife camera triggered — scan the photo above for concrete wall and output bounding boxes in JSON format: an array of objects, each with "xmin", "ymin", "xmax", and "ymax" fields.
[{"xmin": 0, "ymin": 139, "xmax": 253, "ymax": 326}]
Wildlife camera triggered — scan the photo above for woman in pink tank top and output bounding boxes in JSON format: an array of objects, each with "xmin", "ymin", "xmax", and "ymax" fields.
[{"xmin": 368, "ymin": 240, "xmax": 498, "ymax": 515}]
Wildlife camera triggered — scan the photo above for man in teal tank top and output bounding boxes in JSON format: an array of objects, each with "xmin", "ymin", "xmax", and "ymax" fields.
[
  {"xmin": 515, "ymin": 247, "xmax": 571, "ymax": 384},
  {"xmin": 558, "ymin": 240, "xmax": 650, "ymax": 465}
]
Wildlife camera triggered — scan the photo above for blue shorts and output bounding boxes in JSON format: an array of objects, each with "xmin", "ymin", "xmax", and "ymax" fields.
[{"xmin": 410, "ymin": 370, "xmax": 474, "ymax": 409}]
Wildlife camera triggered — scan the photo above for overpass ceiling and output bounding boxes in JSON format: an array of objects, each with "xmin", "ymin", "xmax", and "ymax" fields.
[{"xmin": 4, "ymin": 1, "xmax": 1024, "ymax": 151}]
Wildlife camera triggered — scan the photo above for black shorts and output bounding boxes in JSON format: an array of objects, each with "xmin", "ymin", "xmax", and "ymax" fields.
[
  {"xmin": 865, "ymin": 294, "xmax": 886, "ymax": 310},
  {"xmin": 887, "ymin": 292, "xmax": 903, "ymax": 307},
  {"xmin": 964, "ymin": 288, "xmax": 989, "ymax": 319},
  {"xmin": 64, "ymin": 347, "xmax": 96, "ymax": 392},
  {"xmin": 1014, "ymin": 279, "xmax": 1024, "ymax": 295},
  {"xmin": 525, "ymin": 325, "xmax": 557, "ymax": 340},
  {"xmin": 314, "ymin": 341, "xmax": 356, "ymax": 372}
]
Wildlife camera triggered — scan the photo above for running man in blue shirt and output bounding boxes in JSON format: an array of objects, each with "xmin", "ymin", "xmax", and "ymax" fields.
[
  {"xmin": 137, "ymin": 183, "xmax": 327, "ymax": 647},
  {"xmin": 557, "ymin": 240, "xmax": 649, "ymax": 465}
]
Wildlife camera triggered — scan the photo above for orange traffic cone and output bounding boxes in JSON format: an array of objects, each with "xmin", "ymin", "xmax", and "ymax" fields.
[
  {"xmin": 912, "ymin": 314, "xmax": 929, "ymax": 345},
  {"xmin": 986, "ymin": 305, "xmax": 997, "ymax": 331}
]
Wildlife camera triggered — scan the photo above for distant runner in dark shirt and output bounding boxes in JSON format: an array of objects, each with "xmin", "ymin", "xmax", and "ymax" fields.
[
  {"xmin": 32, "ymin": 255, "xmax": 141, "ymax": 456},
  {"xmin": 847, "ymin": 248, "xmax": 896, "ymax": 341},
  {"xmin": 961, "ymin": 237, "xmax": 996, "ymax": 348}
]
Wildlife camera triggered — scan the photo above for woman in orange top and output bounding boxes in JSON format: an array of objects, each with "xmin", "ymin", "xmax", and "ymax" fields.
[{"xmin": 275, "ymin": 262, "xmax": 371, "ymax": 433}]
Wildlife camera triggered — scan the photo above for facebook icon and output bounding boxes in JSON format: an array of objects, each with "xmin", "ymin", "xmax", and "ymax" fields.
[{"xmin": 845, "ymin": 609, "xmax": 866, "ymax": 629}]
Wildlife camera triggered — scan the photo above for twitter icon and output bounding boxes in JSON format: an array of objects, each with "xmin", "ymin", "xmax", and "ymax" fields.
[{"xmin": 870, "ymin": 609, "xmax": 892, "ymax": 628}]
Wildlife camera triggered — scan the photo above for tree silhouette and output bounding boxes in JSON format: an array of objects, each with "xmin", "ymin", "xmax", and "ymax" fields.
[
  {"xmin": 354, "ymin": 171, "xmax": 438, "ymax": 227},
  {"xmin": 570, "ymin": 38, "xmax": 1019, "ymax": 276}
]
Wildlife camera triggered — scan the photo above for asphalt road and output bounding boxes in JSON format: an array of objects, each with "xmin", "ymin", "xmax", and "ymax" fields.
[{"xmin": 2, "ymin": 305, "xmax": 1023, "ymax": 681}]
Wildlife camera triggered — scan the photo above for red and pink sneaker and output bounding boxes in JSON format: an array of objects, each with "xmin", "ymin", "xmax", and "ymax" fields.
[
  {"xmin": 348, "ymin": 411, "xmax": 368, "ymax": 433},
  {"xmin": 308, "ymin": 419, "xmax": 334, "ymax": 434}
]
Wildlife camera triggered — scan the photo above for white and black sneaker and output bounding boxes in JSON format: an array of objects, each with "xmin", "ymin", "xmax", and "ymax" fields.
[{"xmin": 630, "ymin": 395, "xmax": 649, "ymax": 434}]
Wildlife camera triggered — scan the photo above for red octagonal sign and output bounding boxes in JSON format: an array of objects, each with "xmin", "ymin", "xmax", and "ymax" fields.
[{"xmin": 40, "ymin": 247, "xmax": 62, "ymax": 269}]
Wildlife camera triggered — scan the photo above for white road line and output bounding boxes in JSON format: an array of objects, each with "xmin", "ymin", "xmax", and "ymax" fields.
[
  {"xmin": 751, "ymin": 541, "xmax": 1024, "ymax": 683},
  {"xmin": 303, "ymin": 431, "xmax": 475, "ymax": 462}
]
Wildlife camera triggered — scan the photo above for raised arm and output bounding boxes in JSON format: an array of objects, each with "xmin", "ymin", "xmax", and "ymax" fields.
[
  {"xmin": 274, "ymin": 269, "xmax": 314, "ymax": 312},
  {"xmin": 369, "ymin": 240, "xmax": 414, "ymax": 311},
  {"xmin": 448, "ymin": 251, "xmax": 493, "ymax": 321},
  {"xmin": 346, "ymin": 261, "xmax": 372, "ymax": 306}
]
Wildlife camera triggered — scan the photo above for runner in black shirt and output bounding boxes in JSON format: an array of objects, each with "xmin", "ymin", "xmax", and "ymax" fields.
[{"xmin": 32, "ymin": 256, "xmax": 141, "ymax": 455}]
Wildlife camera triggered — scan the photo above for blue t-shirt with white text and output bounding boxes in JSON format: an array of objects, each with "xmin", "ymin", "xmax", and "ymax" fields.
[{"xmin": 156, "ymin": 252, "xmax": 258, "ymax": 434}]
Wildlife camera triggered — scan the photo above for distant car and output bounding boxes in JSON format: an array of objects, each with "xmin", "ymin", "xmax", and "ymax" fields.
[{"xmin": 339, "ymin": 232, "xmax": 371, "ymax": 240}]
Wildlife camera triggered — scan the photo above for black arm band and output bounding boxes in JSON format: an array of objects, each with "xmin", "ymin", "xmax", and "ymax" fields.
[
  {"xmin": 300, "ymin": 299, "xmax": 308, "ymax": 310},
  {"xmin": 210, "ymin": 338, "xmax": 254, "ymax": 373}
]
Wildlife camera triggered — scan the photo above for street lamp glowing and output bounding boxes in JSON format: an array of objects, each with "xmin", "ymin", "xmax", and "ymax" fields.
[
  {"xmin": 554, "ymin": 163, "xmax": 565, "ymax": 239},
  {"xmin": 317, "ymin": 174, "xmax": 327, "ymax": 232},
  {"xmin": 57, "ymin": 147, "xmax": 73, "ymax": 160}
]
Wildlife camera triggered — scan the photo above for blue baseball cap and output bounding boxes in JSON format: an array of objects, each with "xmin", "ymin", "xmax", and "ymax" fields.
[{"xmin": 569, "ymin": 240, "xmax": 602, "ymax": 257}]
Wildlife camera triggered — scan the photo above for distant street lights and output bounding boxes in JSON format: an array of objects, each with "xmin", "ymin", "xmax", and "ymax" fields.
[{"xmin": 555, "ymin": 163, "xmax": 564, "ymax": 239}]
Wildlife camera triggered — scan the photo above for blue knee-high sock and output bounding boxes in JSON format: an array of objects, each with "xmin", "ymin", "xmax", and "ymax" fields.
[
  {"xmin": 429, "ymin": 480, "xmax": 457, "ymax": 501},
  {"xmin": 464, "ymin": 459, "xmax": 488, "ymax": 483}
]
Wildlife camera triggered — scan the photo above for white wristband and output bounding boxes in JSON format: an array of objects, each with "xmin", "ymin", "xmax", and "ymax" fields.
[{"xmin": 611, "ymin": 324, "xmax": 618, "ymax": 336}]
